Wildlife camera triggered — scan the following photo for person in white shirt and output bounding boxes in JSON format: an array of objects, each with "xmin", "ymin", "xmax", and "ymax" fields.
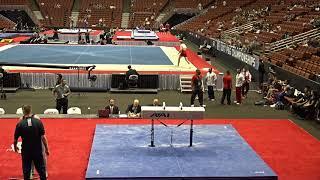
[
  {"xmin": 178, "ymin": 41, "xmax": 190, "ymax": 66},
  {"xmin": 241, "ymin": 67, "xmax": 252, "ymax": 98},
  {"xmin": 205, "ymin": 68, "xmax": 217, "ymax": 101},
  {"xmin": 235, "ymin": 69, "xmax": 244, "ymax": 104}
]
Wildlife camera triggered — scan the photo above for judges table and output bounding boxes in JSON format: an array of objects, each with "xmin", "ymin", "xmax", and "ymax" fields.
[{"xmin": 141, "ymin": 106, "xmax": 205, "ymax": 147}]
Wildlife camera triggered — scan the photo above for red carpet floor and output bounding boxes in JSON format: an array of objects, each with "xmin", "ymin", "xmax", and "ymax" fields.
[
  {"xmin": 157, "ymin": 32, "xmax": 180, "ymax": 42},
  {"xmin": 12, "ymin": 36, "xmax": 30, "ymax": 43},
  {"xmin": 0, "ymin": 119, "xmax": 319, "ymax": 180},
  {"xmin": 174, "ymin": 46, "xmax": 218, "ymax": 73}
]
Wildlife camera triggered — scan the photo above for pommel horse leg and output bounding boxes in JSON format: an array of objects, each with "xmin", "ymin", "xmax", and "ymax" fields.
[
  {"xmin": 189, "ymin": 119, "xmax": 193, "ymax": 147},
  {"xmin": 150, "ymin": 119, "xmax": 155, "ymax": 147}
]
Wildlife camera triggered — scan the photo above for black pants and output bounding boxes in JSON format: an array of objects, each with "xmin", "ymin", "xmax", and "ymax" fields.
[
  {"xmin": 242, "ymin": 82, "xmax": 249, "ymax": 96},
  {"xmin": 22, "ymin": 152, "xmax": 46, "ymax": 180},
  {"xmin": 56, "ymin": 98, "xmax": 68, "ymax": 114},
  {"xmin": 207, "ymin": 85, "xmax": 215, "ymax": 100},
  {"xmin": 221, "ymin": 89, "xmax": 231, "ymax": 105},
  {"xmin": 191, "ymin": 89, "xmax": 203, "ymax": 106},
  {"xmin": 259, "ymin": 73, "xmax": 264, "ymax": 88}
]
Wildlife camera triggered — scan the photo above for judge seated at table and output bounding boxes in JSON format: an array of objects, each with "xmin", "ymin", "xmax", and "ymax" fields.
[
  {"xmin": 126, "ymin": 99, "xmax": 141, "ymax": 118},
  {"xmin": 105, "ymin": 99, "xmax": 120, "ymax": 114},
  {"xmin": 125, "ymin": 65, "xmax": 139, "ymax": 88},
  {"xmin": 149, "ymin": 98, "xmax": 160, "ymax": 106}
]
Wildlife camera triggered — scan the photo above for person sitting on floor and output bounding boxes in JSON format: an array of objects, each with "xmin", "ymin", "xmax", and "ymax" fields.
[
  {"xmin": 293, "ymin": 90, "xmax": 318, "ymax": 120},
  {"xmin": 199, "ymin": 40, "xmax": 212, "ymax": 53},
  {"xmin": 291, "ymin": 86, "xmax": 312, "ymax": 115},
  {"xmin": 105, "ymin": 99, "xmax": 120, "ymax": 115},
  {"xmin": 126, "ymin": 99, "xmax": 141, "ymax": 118}
]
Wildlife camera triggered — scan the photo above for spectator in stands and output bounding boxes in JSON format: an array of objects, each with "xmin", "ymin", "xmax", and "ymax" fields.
[
  {"xmin": 191, "ymin": 69, "xmax": 205, "ymax": 107},
  {"xmin": 223, "ymin": 1, "xmax": 227, "ymax": 6},
  {"xmin": 258, "ymin": 59, "xmax": 266, "ymax": 92},
  {"xmin": 55, "ymin": 74, "xmax": 63, "ymax": 86},
  {"xmin": 14, "ymin": 105, "xmax": 49, "ymax": 180},
  {"xmin": 105, "ymin": 99, "xmax": 120, "ymax": 114},
  {"xmin": 53, "ymin": 79, "xmax": 71, "ymax": 114},
  {"xmin": 241, "ymin": 67, "xmax": 252, "ymax": 98},
  {"xmin": 235, "ymin": 69, "xmax": 244, "ymax": 105},
  {"xmin": 159, "ymin": 23, "xmax": 164, "ymax": 32},
  {"xmin": 178, "ymin": 41, "xmax": 190, "ymax": 66},
  {"xmin": 165, "ymin": 23, "xmax": 170, "ymax": 32},
  {"xmin": 221, "ymin": 70, "xmax": 232, "ymax": 105},
  {"xmin": 205, "ymin": 68, "xmax": 217, "ymax": 101},
  {"xmin": 198, "ymin": 3, "xmax": 203, "ymax": 11},
  {"xmin": 126, "ymin": 99, "xmax": 141, "ymax": 118}
]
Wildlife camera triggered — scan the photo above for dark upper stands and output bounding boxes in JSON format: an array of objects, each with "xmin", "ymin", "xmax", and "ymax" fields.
[
  {"xmin": 37, "ymin": 0, "xmax": 74, "ymax": 27},
  {"xmin": 78, "ymin": 0, "xmax": 122, "ymax": 28}
]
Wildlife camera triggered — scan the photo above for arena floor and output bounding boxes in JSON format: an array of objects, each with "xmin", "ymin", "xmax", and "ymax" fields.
[
  {"xmin": 0, "ymin": 119, "xmax": 319, "ymax": 180},
  {"xmin": 0, "ymin": 44, "xmax": 198, "ymax": 73}
]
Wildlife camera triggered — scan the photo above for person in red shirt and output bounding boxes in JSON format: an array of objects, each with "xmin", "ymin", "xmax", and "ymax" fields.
[
  {"xmin": 191, "ymin": 69, "xmax": 204, "ymax": 107},
  {"xmin": 221, "ymin": 70, "xmax": 232, "ymax": 105}
]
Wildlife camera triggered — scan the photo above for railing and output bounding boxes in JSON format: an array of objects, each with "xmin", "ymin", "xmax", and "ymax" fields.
[
  {"xmin": 264, "ymin": 28, "xmax": 320, "ymax": 53},
  {"xmin": 185, "ymin": 31, "xmax": 259, "ymax": 70},
  {"xmin": 0, "ymin": 14, "xmax": 16, "ymax": 25}
]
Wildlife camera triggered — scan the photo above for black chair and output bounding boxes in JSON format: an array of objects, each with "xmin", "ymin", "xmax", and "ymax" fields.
[{"xmin": 128, "ymin": 75, "xmax": 139, "ymax": 88}]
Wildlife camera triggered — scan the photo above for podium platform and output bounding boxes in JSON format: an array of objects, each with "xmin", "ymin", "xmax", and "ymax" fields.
[{"xmin": 85, "ymin": 125, "xmax": 277, "ymax": 180}]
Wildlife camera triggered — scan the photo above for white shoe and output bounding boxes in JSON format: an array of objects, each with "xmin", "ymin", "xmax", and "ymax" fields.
[
  {"xmin": 191, "ymin": 104, "xmax": 194, "ymax": 107},
  {"xmin": 210, "ymin": 99, "xmax": 215, "ymax": 101},
  {"xmin": 236, "ymin": 103, "xmax": 240, "ymax": 105},
  {"xmin": 202, "ymin": 104, "xmax": 206, "ymax": 108},
  {"xmin": 234, "ymin": 101, "xmax": 237, "ymax": 103},
  {"xmin": 270, "ymin": 104, "xmax": 276, "ymax": 108}
]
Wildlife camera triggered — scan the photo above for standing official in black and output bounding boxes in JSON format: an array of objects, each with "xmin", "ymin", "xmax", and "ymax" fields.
[
  {"xmin": 14, "ymin": 105, "xmax": 49, "ymax": 180},
  {"xmin": 53, "ymin": 79, "xmax": 71, "ymax": 114},
  {"xmin": 191, "ymin": 69, "xmax": 204, "ymax": 107}
]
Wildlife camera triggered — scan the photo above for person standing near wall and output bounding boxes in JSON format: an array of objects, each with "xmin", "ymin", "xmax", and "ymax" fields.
[
  {"xmin": 205, "ymin": 68, "xmax": 217, "ymax": 101},
  {"xmin": 221, "ymin": 71, "xmax": 232, "ymax": 105},
  {"xmin": 53, "ymin": 79, "xmax": 71, "ymax": 114},
  {"xmin": 191, "ymin": 69, "xmax": 205, "ymax": 107},
  {"xmin": 258, "ymin": 59, "xmax": 265, "ymax": 93},
  {"xmin": 235, "ymin": 69, "xmax": 244, "ymax": 105}
]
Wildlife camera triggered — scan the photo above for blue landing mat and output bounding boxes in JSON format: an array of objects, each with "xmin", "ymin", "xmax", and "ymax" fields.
[
  {"xmin": 86, "ymin": 125, "xmax": 277, "ymax": 180},
  {"xmin": 0, "ymin": 45, "xmax": 173, "ymax": 65}
]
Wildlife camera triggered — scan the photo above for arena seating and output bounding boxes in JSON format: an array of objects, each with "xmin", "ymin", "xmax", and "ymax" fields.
[
  {"xmin": 37, "ymin": 0, "xmax": 74, "ymax": 27},
  {"xmin": 0, "ymin": 15, "xmax": 16, "ymax": 29},
  {"xmin": 129, "ymin": 0, "xmax": 168, "ymax": 28},
  {"xmin": 78, "ymin": 0, "xmax": 122, "ymax": 28},
  {"xmin": 175, "ymin": 0, "xmax": 213, "ymax": 9},
  {"xmin": 0, "ymin": 0, "xmax": 30, "ymax": 5},
  {"xmin": 268, "ymin": 45, "xmax": 320, "ymax": 80}
]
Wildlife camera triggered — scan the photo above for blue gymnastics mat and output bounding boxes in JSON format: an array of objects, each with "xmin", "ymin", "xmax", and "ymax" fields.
[
  {"xmin": 0, "ymin": 45, "xmax": 173, "ymax": 65},
  {"xmin": 85, "ymin": 124, "xmax": 277, "ymax": 180}
]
